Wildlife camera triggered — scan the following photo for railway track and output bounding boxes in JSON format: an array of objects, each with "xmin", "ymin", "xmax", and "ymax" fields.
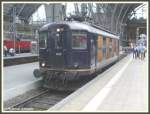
[
  {"xmin": 6, "ymin": 89, "xmax": 72, "ymax": 111},
  {"xmin": 4, "ymin": 77, "xmax": 94, "ymax": 111},
  {"xmin": 5, "ymin": 53, "xmax": 127, "ymax": 111}
]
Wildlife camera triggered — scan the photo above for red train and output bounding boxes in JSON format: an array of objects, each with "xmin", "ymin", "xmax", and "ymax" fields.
[
  {"xmin": 4, "ymin": 40, "xmax": 31, "ymax": 53},
  {"xmin": 3, "ymin": 32, "xmax": 34, "ymax": 53}
]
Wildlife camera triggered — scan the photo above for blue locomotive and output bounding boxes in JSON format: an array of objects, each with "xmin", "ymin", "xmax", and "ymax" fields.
[{"xmin": 33, "ymin": 21, "xmax": 119, "ymax": 89}]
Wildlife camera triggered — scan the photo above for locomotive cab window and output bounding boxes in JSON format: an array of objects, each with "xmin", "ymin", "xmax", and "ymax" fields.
[
  {"xmin": 72, "ymin": 31, "xmax": 87, "ymax": 49},
  {"xmin": 50, "ymin": 29, "xmax": 64, "ymax": 49},
  {"xmin": 39, "ymin": 32, "xmax": 47, "ymax": 49},
  {"xmin": 54, "ymin": 33, "xmax": 63, "ymax": 49}
]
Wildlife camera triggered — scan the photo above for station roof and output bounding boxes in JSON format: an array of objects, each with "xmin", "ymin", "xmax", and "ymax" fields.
[
  {"xmin": 3, "ymin": 3, "xmax": 41, "ymax": 23},
  {"xmin": 115, "ymin": 3, "xmax": 141, "ymax": 23},
  {"xmin": 3, "ymin": 3, "xmax": 142, "ymax": 33}
]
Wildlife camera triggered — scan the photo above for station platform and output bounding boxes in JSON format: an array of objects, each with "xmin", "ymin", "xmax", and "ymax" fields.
[
  {"xmin": 3, "ymin": 53, "xmax": 38, "ymax": 59},
  {"xmin": 49, "ymin": 54, "xmax": 148, "ymax": 112},
  {"xmin": 3, "ymin": 53, "xmax": 38, "ymax": 66},
  {"xmin": 3, "ymin": 62, "xmax": 42, "ymax": 101}
]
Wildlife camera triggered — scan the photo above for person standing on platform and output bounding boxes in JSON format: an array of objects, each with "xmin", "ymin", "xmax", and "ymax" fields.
[
  {"xmin": 133, "ymin": 44, "xmax": 136, "ymax": 59},
  {"xmin": 135, "ymin": 45, "xmax": 139, "ymax": 59},
  {"xmin": 4, "ymin": 45, "xmax": 8, "ymax": 57},
  {"xmin": 144, "ymin": 45, "xmax": 146, "ymax": 59},
  {"xmin": 9, "ymin": 48, "xmax": 15, "ymax": 56},
  {"xmin": 140, "ymin": 45, "xmax": 145, "ymax": 60}
]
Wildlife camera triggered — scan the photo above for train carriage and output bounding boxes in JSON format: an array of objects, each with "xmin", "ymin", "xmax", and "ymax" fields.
[
  {"xmin": 3, "ymin": 32, "xmax": 33, "ymax": 53},
  {"xmin": 33, "ymin": 21, "xmax": 119, "ymax": 89}
]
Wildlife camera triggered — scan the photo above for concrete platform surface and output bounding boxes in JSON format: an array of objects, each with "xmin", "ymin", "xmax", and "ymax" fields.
[
  {"xmin": 49, "ymin": 54, "xmax": 148, "ymax": 112},
  {"xmin": 3, "ymin": 62, "xmax": 42, "ymax": 101},
  {"xmin": 3, "ymin": 53, "xmax": 38, "ymax": 59}
]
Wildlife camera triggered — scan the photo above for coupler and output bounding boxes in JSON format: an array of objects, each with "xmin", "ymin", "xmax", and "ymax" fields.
[{"xmin": 33, "ymin": 69, "xmax": 46, "ymax": 78}]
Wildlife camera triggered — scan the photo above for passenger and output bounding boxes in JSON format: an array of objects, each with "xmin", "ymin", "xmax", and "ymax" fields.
[
  {"xmin": 4, "ymin": 45, "xmax": 8, "ymax": 57},
  {"xmin": 135, "ymin": 45, "xmax": 139, "ymax": 59},
  {"xmin": 133, "ymin": 45, "xmax": 136, "ymax": 59},
  {"xmin": 9, "ymin": 48, "xmax": 15, "ymax": 56},
  {"xmin": 141, "ymin": 45, "xmax": 146, "ymax": 60},
  {"xmin": 139, "ymin": 44, "xmax": 144, "ymax": 60},
  {"xmin": 137, "ymin": 44, "xmax": 141, "ymax": 59},
  {"xmin": 144, "ymin": 46, "xmax": 146, "ymax": 58}
]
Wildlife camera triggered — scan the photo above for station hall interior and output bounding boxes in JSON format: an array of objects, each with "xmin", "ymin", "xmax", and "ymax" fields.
[{"xmin": 2, "ymin": 2, "xmax": 148, "ymax": 112}]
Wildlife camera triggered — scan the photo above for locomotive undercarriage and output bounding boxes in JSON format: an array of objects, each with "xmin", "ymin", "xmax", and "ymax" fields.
[{"xmin": 34, "ymin": 68, "xmax": 94, "ymax": 91}]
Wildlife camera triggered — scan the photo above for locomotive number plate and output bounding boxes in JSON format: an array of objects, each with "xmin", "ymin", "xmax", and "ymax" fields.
[{"xmin": 56, "ymin": 53, "xmax": 62, "ymax": 56}]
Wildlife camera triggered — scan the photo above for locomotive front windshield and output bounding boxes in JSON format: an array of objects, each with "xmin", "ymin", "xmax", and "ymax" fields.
[
  {"xmin": 39, "ymin": 32, "xmax": 47, "ymax": 49},
  {"xmin": 72, "ymin": 31, "xmax": 87, "ymax": 49},
  {"xmin": 54, "ymin": 32, "xmax": 63, "ymax": 49},
  {"xmin": 50, "ymin": 28, "xmax": 64, "ymax": 49}
]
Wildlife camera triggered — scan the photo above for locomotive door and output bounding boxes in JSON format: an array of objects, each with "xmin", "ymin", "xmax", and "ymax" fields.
[
  {"xmin": 90, "ymin": 38, "xmax": 96, "ymax": 69},
  {"xmin": 48, "ymin": 27, "xmax": 67, "ymax": 67}
]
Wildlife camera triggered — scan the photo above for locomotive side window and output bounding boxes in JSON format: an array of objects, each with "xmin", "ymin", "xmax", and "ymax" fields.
[
  {"xmin": 39, "ymin": 32, "xmax": 47, "ymax": 49},
  {"xmin": 72, "ymin": 31, "xmax": 87, "ymax": 49}
]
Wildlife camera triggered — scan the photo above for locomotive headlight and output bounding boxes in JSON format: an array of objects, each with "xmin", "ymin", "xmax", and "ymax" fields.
[
  {"xmin": 41, "ymin": 62, "xmax": 46, "ymax": 67},
  {"xmin": 57, "ymin": 28, "xmax": 60, "ymax": 32}
]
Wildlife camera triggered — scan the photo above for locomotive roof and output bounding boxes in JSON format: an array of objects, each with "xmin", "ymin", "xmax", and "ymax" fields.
[{"xmin": 39, "ymin": 21, "xmax": 119, "ymax": 39}]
